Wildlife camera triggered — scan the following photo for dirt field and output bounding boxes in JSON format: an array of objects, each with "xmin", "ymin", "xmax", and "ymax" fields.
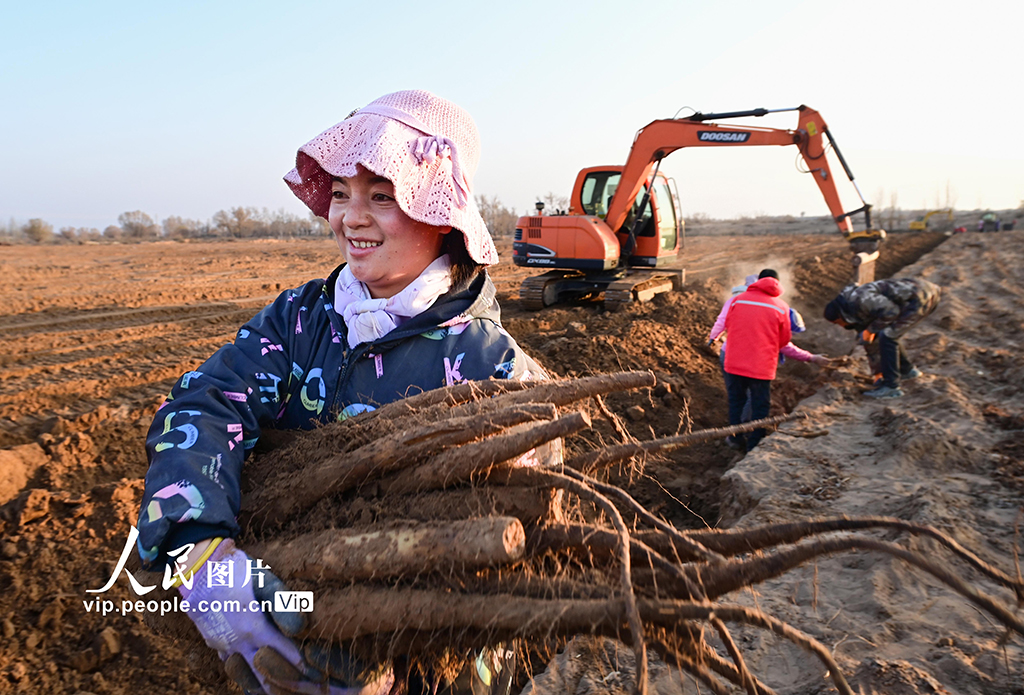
[{"xmin": 2, "ymin": 228, "xmax": 1022, "ymax": 694}]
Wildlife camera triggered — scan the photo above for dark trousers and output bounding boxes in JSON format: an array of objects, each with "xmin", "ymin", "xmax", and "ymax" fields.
[
  {"xmin": 720, "ymin": 352, "xmax": 753, "ymax": 422},
  {"xmin": 724, "ymin": 372, "xmax": 772, "ymax": 450},
  {"xmin": 879, "ymin": 334, "xmax": 915, "ymax": 388}
]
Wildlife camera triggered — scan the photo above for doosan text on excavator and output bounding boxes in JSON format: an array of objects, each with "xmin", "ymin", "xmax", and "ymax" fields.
[{"xmin": 512, "ymin": 105, "xmax": 886, "ymax": 311}]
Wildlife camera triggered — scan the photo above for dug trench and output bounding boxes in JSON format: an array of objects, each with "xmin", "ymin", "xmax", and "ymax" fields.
[{"xmin": 0, "ymin": 229, "xmax": 970, "ymax": 694}]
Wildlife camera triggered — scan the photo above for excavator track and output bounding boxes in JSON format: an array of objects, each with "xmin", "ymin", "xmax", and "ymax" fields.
[
  {"xmin": 603, "ymin": 287, "xmax": 633, "ymax": 312},
  {"xmin": 519, "ymin": 274, "xmax": 553, "ymax": 311},
  {"xmin": 519, "ymin": 270, "xmax": 583, "ymax": 311},
  {"xmin": 520, "ymin": 268, "xmax": 683, "ymax": 311},
  {"xmin": 604, "ymin": 270, "xmax": 684, "ymax": 312}
]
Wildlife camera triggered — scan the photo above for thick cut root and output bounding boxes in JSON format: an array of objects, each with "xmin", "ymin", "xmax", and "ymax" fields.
[
  {"xmin": 378, "ymin": 411, "xmax": 592, "ymax": 495},
  {"xmin": 253, "ymin": 517, "xmax": 526, "ymax": 581}
]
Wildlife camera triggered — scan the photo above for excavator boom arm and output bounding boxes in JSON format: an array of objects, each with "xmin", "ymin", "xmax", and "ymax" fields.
[{"xmin": 605, "ymin": 106, "xmax": 860, "ymax": 236}]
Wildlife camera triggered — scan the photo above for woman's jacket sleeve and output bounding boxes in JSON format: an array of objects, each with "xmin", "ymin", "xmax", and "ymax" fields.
[{"xmin": 136, "ymin": 288, "xmax": 306, "ymax": 568}]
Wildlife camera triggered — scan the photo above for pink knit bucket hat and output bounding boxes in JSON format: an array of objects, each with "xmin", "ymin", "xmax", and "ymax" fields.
[{"xmin": 284, "ymin": 90, "xmax": 498, "ymax": 266}]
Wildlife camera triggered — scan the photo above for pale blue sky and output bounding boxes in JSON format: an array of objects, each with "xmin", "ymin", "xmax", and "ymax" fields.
[{"xmin": 1, "ymin": 0, "xmax": 1020, "ymax": 231}]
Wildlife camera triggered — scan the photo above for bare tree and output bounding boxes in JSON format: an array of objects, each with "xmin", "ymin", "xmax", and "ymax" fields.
[
  {"xmin": 475, "ymin": 194, "xmax": 518, "ymax": 238},
  {"xmin": 886, "ymin": 190, "xmax": 901, "ymax": 231},
  {"xmin": 259, "ymin": 208, "xmax": 303, "ymax": 238},
  {"xmin": 0, "ymin": 217, "xmax": 19, "ymax": 242},
  {"xmin": 22, "ymin": 218, "xmax": 53, "ymax": 244},
  {"xmin": 539, "ymin": 192, "xmax": 569, "ymax": 215},
  {"xmin": 212, "ymin": 207, "xmax": 260, "ymax": 238},
  {"xmin": 309, "ymin": 213, "xmax": 331, "ymax": 236},
  {"xmin": 118, "ymin": 211, "xmax": 159, "ymax": 239},
  {"xmin": 163, "ymin": 215, "xmax": 205, "ymax": 239}
]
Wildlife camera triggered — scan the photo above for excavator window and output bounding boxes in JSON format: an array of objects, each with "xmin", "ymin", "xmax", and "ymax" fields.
[
  {"xmin": 654, "ymin": 177, "xmax": 677, "ymax": 250},
  {"xmin": 580, "ymin": 171, "xmax": 621, "ymax": 218},
  {"xmin": 580, "ymin": 169, "xmax": 659, "ymax": 240},
  {"xmin": 628, "ymin": 186, "xmax": 655, "ymax": 238}
]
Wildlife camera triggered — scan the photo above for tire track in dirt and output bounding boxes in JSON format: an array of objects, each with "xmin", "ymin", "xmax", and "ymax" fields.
[
  {"xmin": 0, "ymin": 337, "xmax": 232, "ymax": 421},
  {"xmin": 1, "ymin": 240, "xmax": 338, "ymax": 315},
  {"xmin": 0, "ymin": 311, "xmax": 251, "ymax": 369},
  {"xmin": 0, "ymin": 289, "xmax": 275, "ymax": 431},
  {"xmin": 0, "ymin": 296, "xmax": 276, "ymax": 333},
  {"xmin": 2, "ymin": 333, "xmax": 232, "ymax": 389}
]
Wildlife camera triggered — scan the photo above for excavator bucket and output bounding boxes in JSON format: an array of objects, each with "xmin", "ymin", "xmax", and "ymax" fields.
[{"xmin": 846, "ymin": 229, "xmax": 886, "ymax": 285}]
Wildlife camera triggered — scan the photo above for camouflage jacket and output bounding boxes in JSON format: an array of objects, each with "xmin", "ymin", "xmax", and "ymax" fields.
[
  {"xmin": 136, "ymin": 266, "xmax": 543, "ymax": 568},
  {"xmin": 832, "ymin": 278, "xmax": 941, "ymax": 338}
]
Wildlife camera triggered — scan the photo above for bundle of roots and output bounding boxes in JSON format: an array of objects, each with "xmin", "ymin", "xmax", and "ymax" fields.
[{"xmin": 237, "ymin": 371, "xmax": 1024, "ymax": 695}]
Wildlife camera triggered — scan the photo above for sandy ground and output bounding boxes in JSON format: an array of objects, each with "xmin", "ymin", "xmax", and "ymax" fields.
[
  {"xmin": 1, "ymin": 229, "xmax": 1020, "ymax": 694},
  {"xmin": 716, "ymin": 231, "xmax": 1024, "ymax": 694}
]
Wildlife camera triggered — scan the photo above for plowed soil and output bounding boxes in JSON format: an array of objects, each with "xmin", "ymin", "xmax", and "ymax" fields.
[{"xmin": 4, "ymin": 228, "xmax": 1021, "ymax": 695}]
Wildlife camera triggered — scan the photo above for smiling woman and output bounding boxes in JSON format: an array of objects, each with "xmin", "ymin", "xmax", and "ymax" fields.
[
  {"xmin": 328, "ymin": 167, "xmax": 450, "ymax": 299},
  {"xmin": 135, "ymin": 89, "xmax": 551, "ymax": 695}
]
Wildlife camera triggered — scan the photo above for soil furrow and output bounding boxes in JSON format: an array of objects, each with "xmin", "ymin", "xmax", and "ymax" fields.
[{"xmin": 0, "ymin": 318, "xmax": 246, "ymax": 369}]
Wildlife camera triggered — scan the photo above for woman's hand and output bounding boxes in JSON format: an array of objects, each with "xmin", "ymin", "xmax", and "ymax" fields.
[{"xmin": 179, "ymin": 539, "xmax": 382, "ymax": 694}]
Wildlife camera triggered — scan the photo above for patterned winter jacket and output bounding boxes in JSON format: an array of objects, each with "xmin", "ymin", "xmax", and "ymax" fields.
[
  {"xmin": 137, "ymin": 266, "xmax": 544, "ymax": 568},
  {"xmin": 831, "ymin": 278, "xmax": 941, "ymax": 339}
]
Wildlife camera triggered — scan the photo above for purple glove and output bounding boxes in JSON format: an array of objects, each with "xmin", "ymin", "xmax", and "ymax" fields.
[{"xmin": 180, "ymin": 539, "xmax": 387, "ymax": 695}]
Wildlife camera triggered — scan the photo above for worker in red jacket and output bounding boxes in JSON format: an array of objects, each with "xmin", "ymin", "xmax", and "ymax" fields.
[{"xmin": 722, "ymin": 268, "xmax": 792, "ymax": 452}]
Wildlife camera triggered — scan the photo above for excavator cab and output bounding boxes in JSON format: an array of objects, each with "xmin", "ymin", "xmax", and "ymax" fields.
[
  {"xmin": 576, "ymin": 167, "xmax": 681, "ymax": 264},
  {"xmin": 514, "ymin": 166, "xmax": 684, "ymax": 310}
]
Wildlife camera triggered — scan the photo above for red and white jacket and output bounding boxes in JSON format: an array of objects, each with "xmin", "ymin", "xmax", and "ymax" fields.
[{"xmin": 723, "ymin": 277, "xmax": 792, "ymax": 380}]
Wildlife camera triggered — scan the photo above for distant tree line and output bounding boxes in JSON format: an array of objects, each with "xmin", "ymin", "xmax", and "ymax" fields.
[
  {"xmin": 0, "ymin": 207, "xmax": 331, "ymax": 245},
  {"xmin": 1, "ymin": 195, "xmax": 525, "ymax": 244}
]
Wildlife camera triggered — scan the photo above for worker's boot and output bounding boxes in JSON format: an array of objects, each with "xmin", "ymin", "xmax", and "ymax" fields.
[{"xmin": 864, "ymin": 384, "xmax": 904, "ymax": 399}]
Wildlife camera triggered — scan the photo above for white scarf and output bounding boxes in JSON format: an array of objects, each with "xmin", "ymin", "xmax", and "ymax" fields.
[{"xmin": 333, "ymin": 255, "xmax": 453, "ymax": 348}]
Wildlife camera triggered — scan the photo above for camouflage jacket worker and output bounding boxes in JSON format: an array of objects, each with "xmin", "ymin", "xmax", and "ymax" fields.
[
  {"xmin": 830, "ymin": 278, "xmax": 941, "ymax": 339},
  {"xmin": 136, "ymin": 266, "xmax": 545, "ymax": 569}
]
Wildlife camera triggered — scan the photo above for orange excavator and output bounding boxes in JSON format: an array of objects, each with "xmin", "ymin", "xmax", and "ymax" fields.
[{"xmin": 513, "ymin": 105, "xmax": 886, "ymax": 310}]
